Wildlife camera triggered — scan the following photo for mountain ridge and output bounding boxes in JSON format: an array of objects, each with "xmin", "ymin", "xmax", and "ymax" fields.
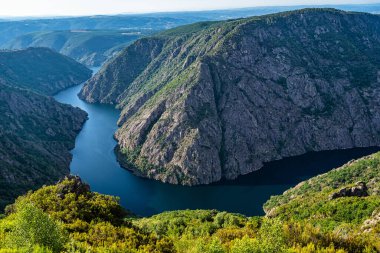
[
  {"xmin": 3, "ymin": 30, "xmax": 146, "ymax": 67},
  {"xmin": 0, "ymin": 47, "xmax": 92, "ymax": 95}
]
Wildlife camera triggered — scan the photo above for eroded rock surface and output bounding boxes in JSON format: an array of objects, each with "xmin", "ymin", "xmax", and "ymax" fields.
[{"xmin": 81, "ymin": 9, "xmax": 380, "ymax": 185}]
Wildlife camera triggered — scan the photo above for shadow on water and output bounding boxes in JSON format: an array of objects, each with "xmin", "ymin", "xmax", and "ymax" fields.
[
  {"xmin": 54, "ymin": 70, "xmax": 380, "ymax": 216},
  {"xmin": 217, "ymin": 147, "xmax": 380, "ymax": 187}
]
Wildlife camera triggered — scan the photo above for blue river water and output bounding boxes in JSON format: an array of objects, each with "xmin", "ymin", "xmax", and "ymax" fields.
[{"xmin": 54, "ymin": 68, "xmax": 380, "ymax": 216}]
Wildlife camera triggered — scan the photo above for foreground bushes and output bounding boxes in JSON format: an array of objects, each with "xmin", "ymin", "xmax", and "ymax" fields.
[
  {"xmin": 0, "ymin": 173, "xmax": 379, "ymax": 252},
  {"xmin": 0, "ymin": 202, "xmax": 65, "ymax": 252},
  {"xmin": 0, "ymin": 205, "xmax": 377, "ymax": 252}
]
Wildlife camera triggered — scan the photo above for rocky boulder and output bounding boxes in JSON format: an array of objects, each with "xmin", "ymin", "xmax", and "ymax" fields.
[
  {"xmin": 56, "ymin": 175, "xmax": 91, "ymax": 198},
  {"xmin": 329, "ymin": 182, "xmax": 369, "ymax": 200}
]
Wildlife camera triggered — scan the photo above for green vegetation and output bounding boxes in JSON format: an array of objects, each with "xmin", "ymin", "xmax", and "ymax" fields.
[
  {"xmin": 2, "ymin": 151, "xmax": 380, "ymax": 252},
  {"xmin": 157, "ymin": 21, "xmax": 222, "ymax": 37},
  {"xmin": 264, "ymin": 152, "xmax": 380, "ymax": 231},
  {"xmin": 2, "ymin": 202, "xmax": 67, "ymax": 252}
]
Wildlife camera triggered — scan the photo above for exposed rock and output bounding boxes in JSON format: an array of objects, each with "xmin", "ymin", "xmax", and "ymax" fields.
[
  {"xmin": 56, "ymin": 175, "xmax": 91, "ymax": 198},
  {"xmin": 81, "ymin": 9, "xmax": 380, "ymax": 185},
  {"xmin": 79, "ymin": 37, "xmax": 165, "ymax": 103},
  {"xmin": 362, "ymin": 209, "xmax": 380, "ymax": 233},
  {"xmin": 329, "ymin": 182, "xmax": 369, "ymax": 200}
]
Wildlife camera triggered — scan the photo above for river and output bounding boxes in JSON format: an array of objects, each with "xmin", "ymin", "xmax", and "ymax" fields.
[{"xmin": 54, "ymin": 68, "xmax": 380, "ymax": 216}]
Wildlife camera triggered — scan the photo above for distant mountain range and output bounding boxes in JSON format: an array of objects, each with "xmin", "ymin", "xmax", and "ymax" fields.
[
  {"xmin": 1, "ymin": 4, "xmax": 380, "ymax": 66},
  {"xmin": 1, "ymin": 3, "xmax": 380, "ymax": 21},
  {"xmin": 3, "ymin": 30, "xmax": 147, "ymax": 67}
]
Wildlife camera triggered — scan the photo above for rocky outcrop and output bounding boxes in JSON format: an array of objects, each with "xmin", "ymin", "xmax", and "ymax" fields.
[
  {"xmin": 81, "ymin": 9, "xmax": 380, "ymax": 185},
  {"xmin": 56, "ymin": 175, "xmax": 91, "ymax": 198},
  {"xmin": 0, "ymin": 47, "xmax": 92, "ymax": 95},
  {"xmin": 329, "ymin": 182, "xmax": 369, "ymax": 199},
  {"xmin": 79, "ymin": 37, "xmax": 166, "ymax": 104},
  {"xmin": 0, "ymin": 84, "xmax": 87, "ymax": 209}
]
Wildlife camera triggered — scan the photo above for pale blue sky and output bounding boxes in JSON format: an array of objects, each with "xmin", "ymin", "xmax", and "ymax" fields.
[{"xmin": 0, "ymin": 0, "xmax": 379, "ymax": 17}]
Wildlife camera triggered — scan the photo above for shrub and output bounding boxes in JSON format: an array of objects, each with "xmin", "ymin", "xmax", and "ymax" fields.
[
  {"xmin": 4, "ymin": 202, "xmax": 67, "ymax": 253},
  {"xmin": 230, "ymin": 236, "xmax": 259, "ymax": 253},
  {"xmin": 257, "ymin": 218, "xmax": 287, "ymax": 253}
]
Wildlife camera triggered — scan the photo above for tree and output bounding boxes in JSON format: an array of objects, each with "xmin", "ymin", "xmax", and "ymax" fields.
[{"xmin": 5, "ymin": 202, "xmax": 67, "ymax": 253}]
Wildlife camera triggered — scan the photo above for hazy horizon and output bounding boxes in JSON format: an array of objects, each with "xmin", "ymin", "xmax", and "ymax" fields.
[{"xmin": 0, "ymin": 0, "xmax": 379, "ymax": 18}]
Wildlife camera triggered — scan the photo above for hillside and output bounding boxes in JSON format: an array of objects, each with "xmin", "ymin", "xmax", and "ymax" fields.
[
  {"xmin": 1, "ymin": 152, "xmax": 380, "ymax": 252},
  {"xmin": 0, "ymin": 47, "xmax": 92, "ymax": 95},
  {"xmin": 0, "ymin": 84, "xmax": 87, "ymax": 210},
  {"xmin": 80, "ymin": 9, "xmax": 380, "ymax": 185},
  {"xmin": 3, "ymin": 30, "xmax": 146, "ymax": 67},
  {"xmin": 264, "ymin": 152, "xmax": 380, "ymax": 223}
]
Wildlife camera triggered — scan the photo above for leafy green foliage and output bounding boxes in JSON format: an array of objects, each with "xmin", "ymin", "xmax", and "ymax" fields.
[
  {"xmin": 264, "ymin": 152, "xmax": 380, "ymax": 225},
  {"xmin": 1, "ymin": 203, "xmax": 66, "ymax": 252},
  {"xmin": 263, "ymin": 152, "xmax": 380, "ymax": 252}
]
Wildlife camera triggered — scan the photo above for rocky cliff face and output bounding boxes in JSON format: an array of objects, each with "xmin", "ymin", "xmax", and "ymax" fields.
[
  {"xmin": 0, "ymin": 84, "xmax": 87, "ymax": 209},
  {"xmin": 0, "ymin": 47, "xmax": 92, "ymax": 95},
  {"xmin": 80, "ymin": 9, "xmax": 380, "ymax": 185}
]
